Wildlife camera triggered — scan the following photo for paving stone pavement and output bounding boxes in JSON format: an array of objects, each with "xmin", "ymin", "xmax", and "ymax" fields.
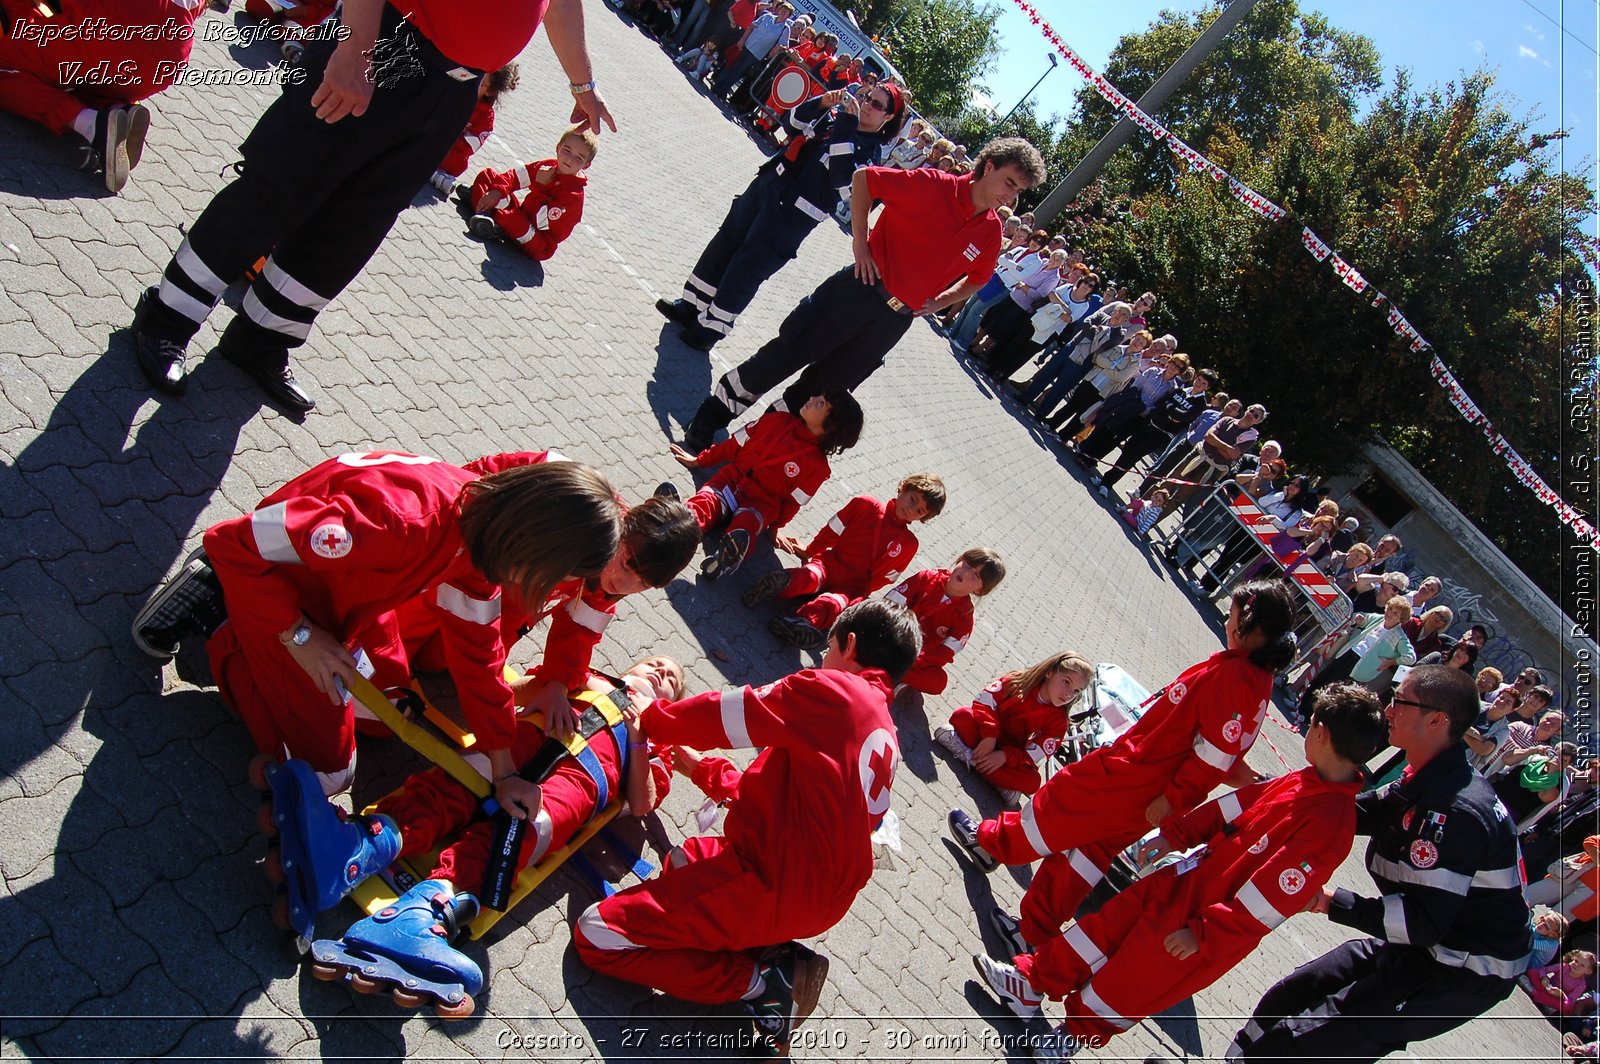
[{"xmin": 0, "ymin": 5, "xmax": 1557, "ymax": 1061}]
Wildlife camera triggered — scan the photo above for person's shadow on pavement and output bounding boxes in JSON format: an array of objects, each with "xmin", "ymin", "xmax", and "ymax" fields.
[{"xmin": 0, "ymin": 334, "xmax": 289, "ymax": 1058}]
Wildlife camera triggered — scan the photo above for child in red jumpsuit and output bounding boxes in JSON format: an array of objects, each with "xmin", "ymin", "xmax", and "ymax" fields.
[
  {"xmin": 935, "ymin": 651, "xmax": 1094, "ymax": 807},
  {"xmin": 0, "ymin": 0, "xmax": 203, "ymax": 192},
  {"xmin": 390, "ymin": 481, "xmax": 698, "ymax": 742},
  {"xmin": 132, "ymin": 450, "xmax": 621, "ymax": 816},
  {"xmin": 754, "ymin": 473, "xmax": 946, "ymax": 651},
  {"xmin": 950, "ymin": 580, "xmax": 1300, "ymax": 949},
  {"xmin": 427, "ymin": 61, "xmax": 519, "ymax": 195},
  {"xmin": 973, "ymin": 682, "xmax": 1387, "ymax": 1061},
  {"xmin": 887, "ymin": 547, "xmax": 1007, "ymax": 696},
  {"xmin": 669, "ymin": 388, "xmax": 865, "ymax": 580},
  {"xmin": 572, "ymin": 599, "xmax": 922, "ymax": 1056},
  {"xmin": 467, "ymin": 125, "xmax": 596, "ymax": 261}
]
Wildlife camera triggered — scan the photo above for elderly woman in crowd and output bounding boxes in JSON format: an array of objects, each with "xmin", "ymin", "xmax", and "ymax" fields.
[
  {"xmin": 1323, "ymin": 540, "xmax": 1375, "ymax": 595},
  {"xmin": 948, "ymin": 229, "xmax": 1051, "ymax": 349},
  {"xmin": 969, "ymin": 249, "xmax": 1072, "ymax": 359},
  {"xmin": 1404, "ymin": 605, "xmax": 1455, "ymax": 659}
]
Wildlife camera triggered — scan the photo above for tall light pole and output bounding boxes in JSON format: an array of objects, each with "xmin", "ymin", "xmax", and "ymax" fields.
[{"xmin": 991, "ymin": 51, "xmax": 1058, "ymax": 136}]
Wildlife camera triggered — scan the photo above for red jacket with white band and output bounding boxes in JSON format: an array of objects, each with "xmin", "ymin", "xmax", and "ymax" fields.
[
  {"xmin": 696, "ymin": 410, "xmax": 830, "ymax": 532},
  {"xmin": 470, "ymin": 160, "xmax": 586, "ymax": 261},
  {"xmin": 967, "ymin": 675, "xmax": 1069, "ymax": 769},
  {"xmin": 1154, "ymin": 767, "xmax": 1360, "ymax": 957},
  {"xmin": 638, "ymin": 667, "xmax": 898, "ymax": 934},
  {"xmin": 886, "ymin": 568, "xmax": 974, "ymax": 682},
  {"xmin": 204, "ymin": 449, "xmax": 555, "ymax": 752},
  {"xmin": 801, "ymin": 494, "xmax": 918, "ymax": 597}
]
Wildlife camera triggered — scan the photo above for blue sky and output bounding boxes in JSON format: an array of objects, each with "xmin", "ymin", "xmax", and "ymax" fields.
[{"xmin": 980, "ymin": 0, "xmax": 1597, "ymax": 233}]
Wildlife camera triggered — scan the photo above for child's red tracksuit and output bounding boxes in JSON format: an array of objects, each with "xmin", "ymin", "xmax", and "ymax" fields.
[
  {"xmin": 573, "ymin": 666, "xmax": 899, "ymax": 1003},
  {"xmin": 377, "ymin": 672, "xmax": 673, "ymax": 888},
  {"xmin": 686, "ymin": 410, "xmax": 830, "ymax": 547},
  {"xmin": 468, "ymin": 159, "xmax": 585, "ymax": 261},
  {"xmin": 778, "ymin": 494, "xmax": 918, "ymax": 631},
  {"xmin": 1016, "ymin": 767, "xmax": 1360, "ymax": 1043},
  {"xmin": 437, "ymin": 98, "xmax": 495, "ymax": 180},
  {"xmin": 0, "ymin": 0, "xmax": 199, "ymax": 135},
  {"xmin": 886, "ymin": 568, "xmax": 973, "ymax": 696},
  {"xmin": 974, "ymin": 647, "xmax": 1272, "ymax": 945},
  {"xmin": 204, "ymin": 450, "xmax": 550, "ymax": 775},
  {"xmin": 949, "ymin": 674, "xmax": 1068, "ymax": 796}
]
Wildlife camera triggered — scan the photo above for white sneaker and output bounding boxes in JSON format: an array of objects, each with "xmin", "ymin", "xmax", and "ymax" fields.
[
  {"xmin": 428, "ymin": 169, "xmax": 455, "ymax": 195},
  {"xmin": 973, "ymin": 954, "xmax": 1042, "ymax": 1020},
  {"xmin": 1032, "ymin": 1025, "xmax": 1080, "ymax": 1061},
  {"xmin": 999, "ymin": 787, "xmax": 1024, "ymax": 809},
  {"xmin": 933, "ymin": 725, "xmax": 974, "ymax": 766}
]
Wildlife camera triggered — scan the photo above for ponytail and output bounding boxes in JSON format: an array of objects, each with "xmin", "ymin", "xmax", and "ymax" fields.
[{"xmin": 1231, "ymin": 579, "xmax": 1298, "ymax": 674}]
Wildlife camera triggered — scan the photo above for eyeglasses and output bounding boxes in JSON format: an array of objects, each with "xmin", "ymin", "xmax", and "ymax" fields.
[
  {"xmin": 861, "ymin": 95, "xmax": 891, "ymax": 112},
  {"xmin": 1387, "ymin": 694, "xmax": 1440, "ymax": 715}
]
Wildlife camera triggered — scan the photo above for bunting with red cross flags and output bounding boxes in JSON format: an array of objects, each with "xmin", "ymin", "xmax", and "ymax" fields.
[
  {"xmin": 1007, "ymin": 0, "xmax": 1598, "ymax": 552},
  {"xmin": 1223, "ymin": 493, "xmax": 1352, "ymax": 626}
]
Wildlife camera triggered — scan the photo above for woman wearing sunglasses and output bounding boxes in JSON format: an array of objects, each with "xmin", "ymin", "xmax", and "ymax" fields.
[{"xmin": 657, "ymin": 82, "xmax": 909, "ymax": 352}]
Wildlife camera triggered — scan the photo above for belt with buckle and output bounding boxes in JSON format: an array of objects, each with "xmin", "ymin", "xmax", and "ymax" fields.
[{"xmin": 873, "ymin": 281, "xmax": 915, "ymax": 316}]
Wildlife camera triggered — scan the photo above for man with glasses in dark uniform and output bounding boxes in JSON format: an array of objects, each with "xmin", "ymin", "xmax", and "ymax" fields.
[{"xmin": 1229, "ymin": 664, "xmax": 1532, "ymax": 1063}]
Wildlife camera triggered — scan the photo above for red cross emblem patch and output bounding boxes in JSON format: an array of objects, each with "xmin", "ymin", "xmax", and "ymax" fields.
[
  {"xmin": 1409, "ymin": 839, "xmax": 1439, "ymax": 869},
  {"xmin": 1278, "ymin": 867, "xmax": 1307, "ymax": 895},
  {"xmin": 858, "ymin": 728, "xmax": 898, "ymax": 817},
  {"xmin": 310, "ymin": 522, "xmax": 353, "ymax": 559},
  {"xmin": 784, "ymin": 461, "xmax": 800, "ymax": 478}
]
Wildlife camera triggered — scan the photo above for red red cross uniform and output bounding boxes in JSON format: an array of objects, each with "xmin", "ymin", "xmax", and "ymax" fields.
[
  {"xmin": 376, "ymin": 671, "xmax": 674, "ymax": 888},
  {"xmin": 384, "ymin": 450, "xmax": 618, "ymax": 697},
  {"xmin": 572, "ymin": 667, "xmax": 898, "ymax": 1003},
  {"xmin": 948, "ymin": 675, "xmax": 1069, "ymax": 796},
  {"xmin": 780, "ymin": 495, "xmax": 918, "ymax": 631},
  {"xmin": 203, "ymin": 450, "xmax": 551, "ymax": 774},
  {"xmin": 685, "ymin": 410, "xmax": 830, "ymax": 543},
  {"xmin": 974, "ymin": 648, "xmax": 1273, "ymax": 944},
  {"xmin": 1016, "ymin": 767, "xmax": 1359, "ymax": 1043},
  {"xmin": 886, "ymin": 568, "xmax": 973, "ymax": 696},
  {"xmin": 0, "ymin": 0, "xmax": 200, "ymax": 135},
  {"xmin": 468, "ymin": 159, "xmax": 586, "ymax": 261},
  {"xmin": 437, "ymin": 98, "xmax": 495, "ymax": 180}
]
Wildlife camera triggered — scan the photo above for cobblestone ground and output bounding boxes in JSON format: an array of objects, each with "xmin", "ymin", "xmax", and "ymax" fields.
[{"xmin": 0, "ymin": 5, "xmax": 1555, "ymax": 1061}]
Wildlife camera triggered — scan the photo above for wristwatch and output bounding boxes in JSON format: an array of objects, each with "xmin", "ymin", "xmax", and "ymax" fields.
[
  {"xmin": 281, "ymin": 622, "xmax": 313, "ymax": 647},
  {"xmin": 569, "ymin": 79, "xmax": 596, "ymax": 96}
]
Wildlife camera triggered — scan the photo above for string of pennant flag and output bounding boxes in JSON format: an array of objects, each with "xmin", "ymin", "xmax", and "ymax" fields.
[{"xmin": 1010, "ymin": 0, "xmax": 1598, "ymax": 551}]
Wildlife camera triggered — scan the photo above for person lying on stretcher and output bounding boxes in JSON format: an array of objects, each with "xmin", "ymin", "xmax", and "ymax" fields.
[{"xmin": 278, "ymin": 657, "xmax": 685, "ymax": 1017}]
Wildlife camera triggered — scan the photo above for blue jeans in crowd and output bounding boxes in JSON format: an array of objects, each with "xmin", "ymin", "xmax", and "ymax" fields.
[
  {"xmin": 950, "ymin": 290, "xmax": 1005, "ymax": 349},
  {"xmin": 1023, "ymin": 343, "xmax": 1090, "ymax": 412}
]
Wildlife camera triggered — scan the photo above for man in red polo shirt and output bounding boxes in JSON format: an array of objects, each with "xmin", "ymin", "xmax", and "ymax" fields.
[
  {"xmin": 680, "ymin": 137, "xmax": 1046, "ymax": 451},
  {"xmin": 130, "ymin": 0, "xmax": 615, "ymax": 416}
]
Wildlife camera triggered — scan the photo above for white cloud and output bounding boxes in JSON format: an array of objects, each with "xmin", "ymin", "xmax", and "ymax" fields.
[
  {"xmin": 1520, "ymin": 44, "xmax": 1540, "ymax": 60},
  {"xmin": 1470, "ymin": 39, "xmax": 1486, "ymax": 56},
  {"xmin": 1523, "ymin": 23, "xmax": 1547, "ymax": 42}
]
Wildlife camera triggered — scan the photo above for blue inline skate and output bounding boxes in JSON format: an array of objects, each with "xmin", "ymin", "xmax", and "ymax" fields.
[
  {"xmin": 250, "ymin": 756, "xmax": 401, "ymax": 949},
  {"xmin": 308, "ymin": 879, "xmax": 484, "ymax": 1019}
]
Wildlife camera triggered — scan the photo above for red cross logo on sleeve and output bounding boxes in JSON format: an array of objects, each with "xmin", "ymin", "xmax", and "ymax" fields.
[
  {"xmin": 858, "ymin": 727, "xmax": 898, "ymax": 816},
  {"xmin": 309, "ymin": 521, "xmax": 353, "ymax": 559}
]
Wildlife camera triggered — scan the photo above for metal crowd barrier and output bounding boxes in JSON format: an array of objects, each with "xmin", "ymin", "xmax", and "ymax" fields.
[{"xmin": 1152, "ymin": 480, "xmax": 1356, "ymax": 695}]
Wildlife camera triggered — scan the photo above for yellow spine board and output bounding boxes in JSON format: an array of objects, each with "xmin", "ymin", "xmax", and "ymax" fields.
[{"xmin": 345, "ymin": 686, "xmax": 635, "ymax": 938}]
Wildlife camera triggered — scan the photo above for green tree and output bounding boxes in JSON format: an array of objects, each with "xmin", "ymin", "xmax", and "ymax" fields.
[
  {"xmin": 1058, "ymin": 0, "xmax": 1381, "ymax": 197},
  {"xmin": 1070, "ymin": 65, "xmax": 1597, "ymax": 630},
  {"xmin": 835, "ymin": 0, "xmax": 1003, "ymax": 119}
]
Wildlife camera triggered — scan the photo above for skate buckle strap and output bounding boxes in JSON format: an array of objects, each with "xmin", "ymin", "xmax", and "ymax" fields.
[
  {"xmin": 345, "ymin": 674, "xmax": 495, "ymax": 807},
  {"xmin": 480, "ymin": 686, "xmax": 631, "ymax": 911}
]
